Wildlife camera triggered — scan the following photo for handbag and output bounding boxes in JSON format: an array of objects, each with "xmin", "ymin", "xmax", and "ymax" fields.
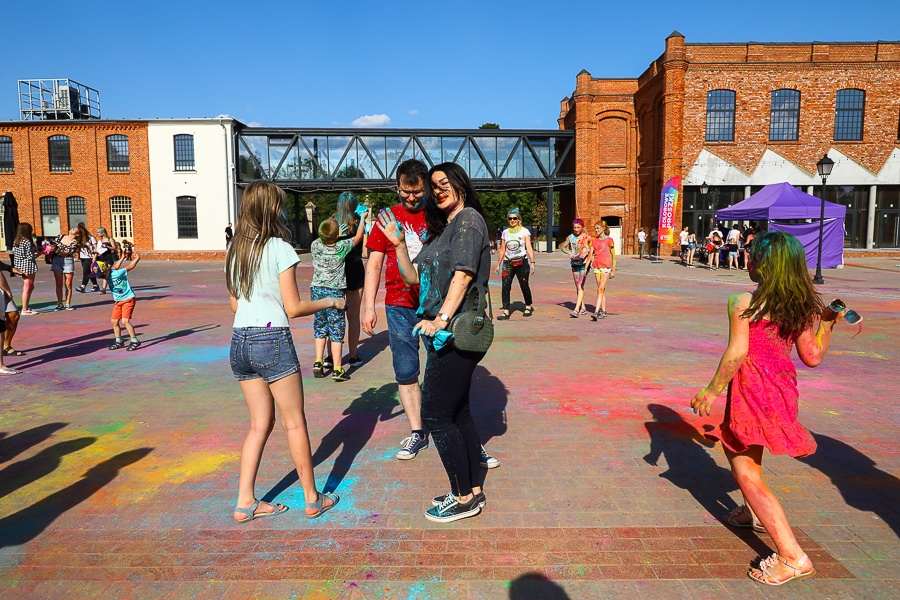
[
  {"xmin": 510, "ymin": 257, "xmax": 525, "ymax": 268},
  {"xmin": 447, "ymin": 285, "xmax": 494, "ymax": 353},
  {"xmin": 570, "ymin": 256, "xmax": 586, "ymax": 269}
]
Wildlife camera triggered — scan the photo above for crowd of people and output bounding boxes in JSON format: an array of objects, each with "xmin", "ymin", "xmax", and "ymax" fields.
[
  {"xmin": 1, "ymin": 157, "xmax": 854, "ymax": 586},
  {"xmin": 0, "ymin": 222, "xmax": 143, "ymax": 375}
]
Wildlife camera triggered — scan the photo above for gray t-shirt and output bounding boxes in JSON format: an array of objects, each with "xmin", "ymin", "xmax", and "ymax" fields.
[
  {"xmin": 310, "ymin": 238, "xmax": 354, "ymax": 289},
  {"xmin": 415, "ymin": 207, "xmax": 491, "ymax": 319}
]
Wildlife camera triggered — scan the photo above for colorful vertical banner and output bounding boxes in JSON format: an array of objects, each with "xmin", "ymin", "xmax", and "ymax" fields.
[{"xmin": 657, "ymin": 177, "xmax": 681, "ymax": 245}]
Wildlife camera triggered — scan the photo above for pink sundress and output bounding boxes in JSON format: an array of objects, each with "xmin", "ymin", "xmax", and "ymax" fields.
[{"xmin": 706, "ymin": 319, "xmax": 817, "ymax": 457}]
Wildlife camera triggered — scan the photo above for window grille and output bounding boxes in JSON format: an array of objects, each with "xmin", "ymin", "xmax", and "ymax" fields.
[
  {"xmin": 107, "ymin": 134, "xmax": 130, "ymax": 171},
  {"xmin": 176, "ymin": 196, "xmax": 199, "ymax": 239},
  {"xmin": 49, "ymin": 135, "xmax": 72, "ymax": 171},
  {"xmin": 174, "ymin": 134, "xmax": 195, "ymax": 171},
  {"xmin": 705, "ymin": 90, "xmax": 736, "ymax": 142}
]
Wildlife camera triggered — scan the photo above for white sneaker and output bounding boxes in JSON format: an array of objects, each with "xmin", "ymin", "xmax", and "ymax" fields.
[{"xmin": 480, "ymin": 445, "xmax": 500, "ymax": 469}]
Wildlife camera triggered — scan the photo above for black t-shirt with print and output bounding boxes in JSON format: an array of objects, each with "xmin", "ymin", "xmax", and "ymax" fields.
[{"xmin": 415, "ymin": 207, "xmax": 491, "ymax": 319}]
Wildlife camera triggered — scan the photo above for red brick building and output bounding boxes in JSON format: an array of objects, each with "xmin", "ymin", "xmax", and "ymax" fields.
[
  {"xmin": 559, "ymin": 33, "xmax": 900, "ymax": 254},
  {"xmin": 0, "ymin": 121, "xmax": 152, "ymax": 249}
]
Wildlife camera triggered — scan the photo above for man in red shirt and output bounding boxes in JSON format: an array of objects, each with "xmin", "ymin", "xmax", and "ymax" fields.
[{"xmin": 363, "ymin": 159, "xmax": 430, "ymax": 459}]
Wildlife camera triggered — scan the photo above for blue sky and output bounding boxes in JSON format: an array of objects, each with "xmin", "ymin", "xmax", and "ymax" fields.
[{"xmin": 3, "ymin": 0, "xmax": 898, "ymax": 129}]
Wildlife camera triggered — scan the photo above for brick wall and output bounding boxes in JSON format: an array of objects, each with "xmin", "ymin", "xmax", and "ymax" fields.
[
  {"xmin": 560, "ymin": 36, "xmax": 900, "ymax": 255},
  {"xmin": 0, "ymin": 121, "xmax": 153, "ymax": 249}
]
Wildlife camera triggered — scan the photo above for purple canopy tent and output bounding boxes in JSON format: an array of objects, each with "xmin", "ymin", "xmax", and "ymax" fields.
[{"xmin": 715, "ymin": 182, "xmax": 847, "ymax": 269}]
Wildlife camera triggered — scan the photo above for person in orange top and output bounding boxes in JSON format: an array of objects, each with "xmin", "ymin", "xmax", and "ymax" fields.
[{"xmin": 589, "ymin": 221, "xmax": 616, "ymax": 320}]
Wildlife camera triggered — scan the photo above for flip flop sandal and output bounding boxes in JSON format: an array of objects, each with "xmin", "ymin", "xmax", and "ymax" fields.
[
  {"xmin": 497, "ymin": 313, "xmax": 510, "ymax": 321},
  {"xmin": 724, "ymin": 505, "xmax": 766, "ymax": 532},
  {"xmin": 749, "ymin": 553, "xmax": 816, "ymax": 586},
  {"xmin": 2, "ymin": 348, "xmax": 25, "ymax": 356},
  {"xmin": 0, "ymin": 367, "xmax": 21, "ymax": 375},
  {"xmin": 233, "ymin": 499, "xmax": 288, "ymax": 524},
  {"xmin": 523, "ymin": 307, "xmax": 534, "ymax": 317},
  {"xmin": 306, "ymin": 492, "xmax": 339, "ymax": 519}
]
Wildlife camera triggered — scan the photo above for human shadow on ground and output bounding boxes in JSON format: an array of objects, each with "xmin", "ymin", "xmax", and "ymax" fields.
[
  {"xmin": 0, "ymin": 448, "xmax": 153, "ymax": 548},
  {"xmin": 0, "ymin": 437, "xmax": 96, "ymax": 500},
  {"xmin": 29, "ymin": 294, "xmax": 169, "ymax": 312},
  {"xmin": 799, "ymin": 432, "xmax": 900, "ymax": 536},
  {"xmin": 470, "ymin": 365, "xmax": 508, "ymax": 446},
  {"xmin": 138, "ymin": 324, "xmax": 221, "ymax": 350},
  {"xmin": 0, "ymin": 423, "xmax": 67, "ymax": 464},
  {"xmin": 509, "ymin": 573, "xmax": 571, "ymax": 599},
  {"xmin": 643, "ymin": 404, "xmax": 777, "ymax": 556},
  {"xmin": 13, "ymin": 325, "xmax": 148, "ymax": 369},
  {"xmin": 262, "ymin": 383, "xmax": 401, "ymax": 501},
  {"xmin": 328, "ymin": 330, "xmax": 390, "ymax": 374}
]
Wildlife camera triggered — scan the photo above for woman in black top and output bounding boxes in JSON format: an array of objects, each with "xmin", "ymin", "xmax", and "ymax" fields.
[
  {"xmin": 377, "ymin": 162, "xmax": 493, "ymax": 524},
  {"xmin": 334, "ymin": 192, "xmax": 366, "ymax": 367}
]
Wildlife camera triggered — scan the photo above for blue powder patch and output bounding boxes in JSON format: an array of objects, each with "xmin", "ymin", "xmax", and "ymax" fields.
[{"xmin": 174, "ymin": 346, "xmax": 229, "ymax": 363}]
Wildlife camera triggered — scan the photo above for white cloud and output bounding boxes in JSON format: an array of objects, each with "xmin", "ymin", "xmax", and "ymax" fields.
[
  {"xmin": 408, "ymin": 109, "xmax": 419, "ymax": 116},
  {"xmin": 247, "ymin": 121, "xmax": 263, "ymax": 127},
  {"xmin": 352, "ymin": 113, "xmax": 391, "ymax": 127}
]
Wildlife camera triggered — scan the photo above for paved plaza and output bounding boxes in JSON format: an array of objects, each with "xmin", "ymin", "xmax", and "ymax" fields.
[{"xmin": 1, "ymin": 253, "xmax": 898, "ymax": 599}]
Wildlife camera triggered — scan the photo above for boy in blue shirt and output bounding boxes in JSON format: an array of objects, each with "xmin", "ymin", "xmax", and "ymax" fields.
[{"xmin": 104, "ymin": 249, "xmax": 142, "ymax": 351}]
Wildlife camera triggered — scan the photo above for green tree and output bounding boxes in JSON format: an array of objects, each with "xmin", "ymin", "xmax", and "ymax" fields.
[{"xmin": 479, "ymin": 123, "xmax": 500, "ymax": 129}]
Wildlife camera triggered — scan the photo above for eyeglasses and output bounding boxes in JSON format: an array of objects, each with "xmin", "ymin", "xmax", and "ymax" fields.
[
  {"xmin": 508, "ymin": 217, "xmax": 519, "ymax": 222},
  {"xmin": 398, "ymin": 189, "xmax": 424, "ymax": 198}
]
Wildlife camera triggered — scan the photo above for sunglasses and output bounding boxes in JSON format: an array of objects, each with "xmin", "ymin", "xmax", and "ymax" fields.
[
  {"xmin": 508, "ymin": 216, "xmax": 519, "ymax": 221},
  {"xmin": 827, "ymin": 299, "xmax": 862, "ymax": 325}
]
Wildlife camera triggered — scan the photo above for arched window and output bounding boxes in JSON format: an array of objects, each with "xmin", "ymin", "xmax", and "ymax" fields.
[
  {"xmin": 834, "ymin": 89, "xmax": 865, "ymax": 141},
  {"xmin": 48, "ymin": 135, "xmax": 71, "ymax": 171},
  {"xmin": 107, "ymin": 134, "xmax": 130, "ymax": 171},
  {"xmin": 705, "ymin": 90, "xmax": 735, "ymax": 142},
  {"xmin": 40, "ymin": 196, "xmax": 61, "ymax": 236},
  {"xmin": 110, "ymin": 196, "xmax": 133, "ymax": 241},
  {"xmin": 174, "ymin": 134, "xmax": 195, "ymax": 171},
  {"xmin": 0, "ymin": 136, "xmax": 13, "ymax": 171},
  {"xmin": 176, "ymin": 196, "xmax": 198, "ymax": 239},
  {"xmin": 769, "ymin": 90, "xmax": 800, "ymax": 141},
  {"xmin": 66, "ymin": 196, "xmax": 87, "ymax": 230}
]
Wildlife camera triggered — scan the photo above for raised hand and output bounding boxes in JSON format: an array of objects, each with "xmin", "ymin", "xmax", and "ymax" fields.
[{"xmin": 376, "ymin": 209, "xmax": 405, "ymax": 247}]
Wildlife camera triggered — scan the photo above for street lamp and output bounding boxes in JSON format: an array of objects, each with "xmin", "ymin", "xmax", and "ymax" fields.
[
  {"xmin": 699, "ymin": 181, "xmax": 709, "ymax": 195},
  {"xmin": 813, "ymin": 154, "xmax": 834, "ymax": 284}
]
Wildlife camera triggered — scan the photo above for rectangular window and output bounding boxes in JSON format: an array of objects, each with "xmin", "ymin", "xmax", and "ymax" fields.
[
  {"xmin": 49, "ymin": 135, "xmax": 72, "ymax": 171},
  {"xmin": 705, "ymin": 90, "xmax": 735, "ymax": 142},
  {"xmin": 40, "ymin": 196, "xmax": 61, "ymax": 237},
  {"xmin": 176, "ymin": 196, "xmax": 199, "ymax": 239},
  {"xmin": 0, "ymin": 136, "xmax": 13, "ymax": 171},
  {"xmin": 174, "ymin": 134, "xmax": 195, "ymax": 171},
  {"xmin": 769, "ymin": 90, "xmax": 800, "ymax": 142},
  {"xmin": 107, "ymin": 134, "xmax": 130, "ymax": 171},
  {"xmin": 110, "ymin": 196, "xmax": 133, "ymax": 241},
  {"xmin": 834, "ymin": 89, "xmax": 865, "ymax": 141},
  {"xmin": 67, "ymin": 196, "xmax": 87, "ymax": 230}
]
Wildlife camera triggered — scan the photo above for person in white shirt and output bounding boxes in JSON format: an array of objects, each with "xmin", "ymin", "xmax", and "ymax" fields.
[
  {"xmin": 679, "ymin": 226, "xmax": 690, "ymax": 265},
  {"xmin": 637, "ymin": 228, "xmax": 647, "ymax": 259},
  {"xmin": 726, "ymin": 226, "xmax": 742, "ymax": 270},
  {"xmin": 496, "ymin": 208, "xmax": 535, "ymax": 320}
]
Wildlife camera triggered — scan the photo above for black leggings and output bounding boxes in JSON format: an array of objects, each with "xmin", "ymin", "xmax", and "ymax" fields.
[
  {"xmin": 80, "ymin": 258, "xmax": 98, "ymax": 287},
  {"xmin": 501, "ymin": 258, "xmax": 532, "ymax": 310},
  {"xmin": 421, "ymin": 339, "xmax": 487, "ymax": 497}
]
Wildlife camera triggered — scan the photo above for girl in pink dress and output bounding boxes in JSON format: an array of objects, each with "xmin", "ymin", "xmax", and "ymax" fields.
[{"xmin": 691, "ymin": 231, "xmax": 847, "ymax": 586}]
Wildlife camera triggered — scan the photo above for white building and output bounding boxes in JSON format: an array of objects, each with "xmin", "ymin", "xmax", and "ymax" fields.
[{"xmin": 148, "ymin": 117, "xmax": 237, "ymax": 252}]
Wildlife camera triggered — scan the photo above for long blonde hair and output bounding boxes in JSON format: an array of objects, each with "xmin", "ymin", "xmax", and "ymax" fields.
[{"xmin": 226, "ymin": 181, "xmax": 292, "ymax": 299}]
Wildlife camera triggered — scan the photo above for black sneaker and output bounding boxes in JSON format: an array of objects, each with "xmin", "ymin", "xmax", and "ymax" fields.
[
  {"xmin": 480, "ymin": 445, "xmax": 500, "ymax": 468},
  {"xmin": 108, "ymin": 341, "xmax": 126, "ymax": 350},
  {"xmin": 313, "ymin": 361, "xmax": 325, "ymax": 378},
  {"xmin": 347, "ymin": 356, "xmax": 363, "ymax": 367},
  {"xmin": 53, "ymin": 304, "xmax": 65, "ymax": 311},
  {"xmin": 90, "ymin": 285, "xmax": 100, "ymax": 292},
  {"xmin": 75, "ymin": 286, "xmax": 86, "ymax": 293},
  {"xmin": 332, "ymin": 367, "xmax": 349, "ymax": 382},
  {"xmin": 396, "ymin": 433, "xmax": 429, "ymax": 460},
  {"xmin": 432, "ymin": 491, "xmax": 486, "ymax": 508},
  {"xmin": 424, "ymin": 493, "xmax": 482, "ymax": 523},
  {"xmin": 322, "ymin": 357, "xmax": 334, "ymax": 369}
]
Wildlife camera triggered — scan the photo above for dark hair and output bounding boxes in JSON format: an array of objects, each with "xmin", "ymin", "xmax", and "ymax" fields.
[
  {"xmin": 424, "ymin": 162, "xmax": 488, "ymax": 239},
  {"xmin": 396, "ymin": 159, "xmax": 428, "ymax": 186},
  {"xmin": 14, "ymin": 222, "xmax": 34, "ymax": 247}
]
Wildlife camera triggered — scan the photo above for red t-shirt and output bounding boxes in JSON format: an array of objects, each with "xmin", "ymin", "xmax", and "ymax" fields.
[
  {"xmin": 365, "ymin": 204, "xmax": 428, "ymax": 308},
  {"xmin": 591, "ymin": 237, "xmax": 614, "ymax": 269}
]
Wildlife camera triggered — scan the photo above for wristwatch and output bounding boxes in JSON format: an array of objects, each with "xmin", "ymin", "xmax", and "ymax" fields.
[{"xmin": 438, "ymin": 313, "xmax": 451, "ymax": 322}]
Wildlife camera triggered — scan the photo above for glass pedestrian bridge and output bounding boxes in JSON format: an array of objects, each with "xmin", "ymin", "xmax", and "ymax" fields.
[{"xmin": 236, "ymin": 128, "xmax": 574, "ymax": 191}]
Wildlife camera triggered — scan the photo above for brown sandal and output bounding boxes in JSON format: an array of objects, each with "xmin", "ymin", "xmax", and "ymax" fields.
[{"xmin": 749, "ymin": 552, "xmax": 815, "ymax": 586}]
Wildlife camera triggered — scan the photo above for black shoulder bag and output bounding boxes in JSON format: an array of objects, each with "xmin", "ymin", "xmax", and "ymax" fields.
[{"xmin": 447, "ymin": 285, "xmax": 494, "ymax": 353}]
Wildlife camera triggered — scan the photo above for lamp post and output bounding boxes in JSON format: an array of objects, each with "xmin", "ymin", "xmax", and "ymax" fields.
[
  {"xmin": 813, "ymin": 154, "xmax": 834, "ymax": 285},
  {"xmin": 699, "ymin": 181, "xmax": 709, "ymax": 195}
]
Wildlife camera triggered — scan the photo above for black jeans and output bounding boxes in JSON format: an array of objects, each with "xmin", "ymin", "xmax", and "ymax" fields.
[
  {"xmin": 80, "ymin": 258, "xmax": 98, "ymax": 287},
  {"xmin": 421, "ymin": 337, "xmax": 487, "ymax": 497},
  {"xmin": 501, "ymin": 258, "xmax": 532, "ymax": 310}
]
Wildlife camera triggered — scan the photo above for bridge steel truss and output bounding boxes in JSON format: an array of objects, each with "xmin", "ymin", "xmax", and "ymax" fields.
[{"xmin": 235, "ymin": 128, "xmax": 575, "ymax": 250}]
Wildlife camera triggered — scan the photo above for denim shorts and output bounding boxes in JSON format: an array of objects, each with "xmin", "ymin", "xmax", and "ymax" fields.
[
  {"xmin": 230, "ymin": 327, "xmax": 301, "ymax": 383},
  {"xmin": 51, "ymin": 255, "xmax": 75, "ymax": 274},
  {"xmin": 386, "ymin": 305, "xmax": 421, "ymax": 384}
]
